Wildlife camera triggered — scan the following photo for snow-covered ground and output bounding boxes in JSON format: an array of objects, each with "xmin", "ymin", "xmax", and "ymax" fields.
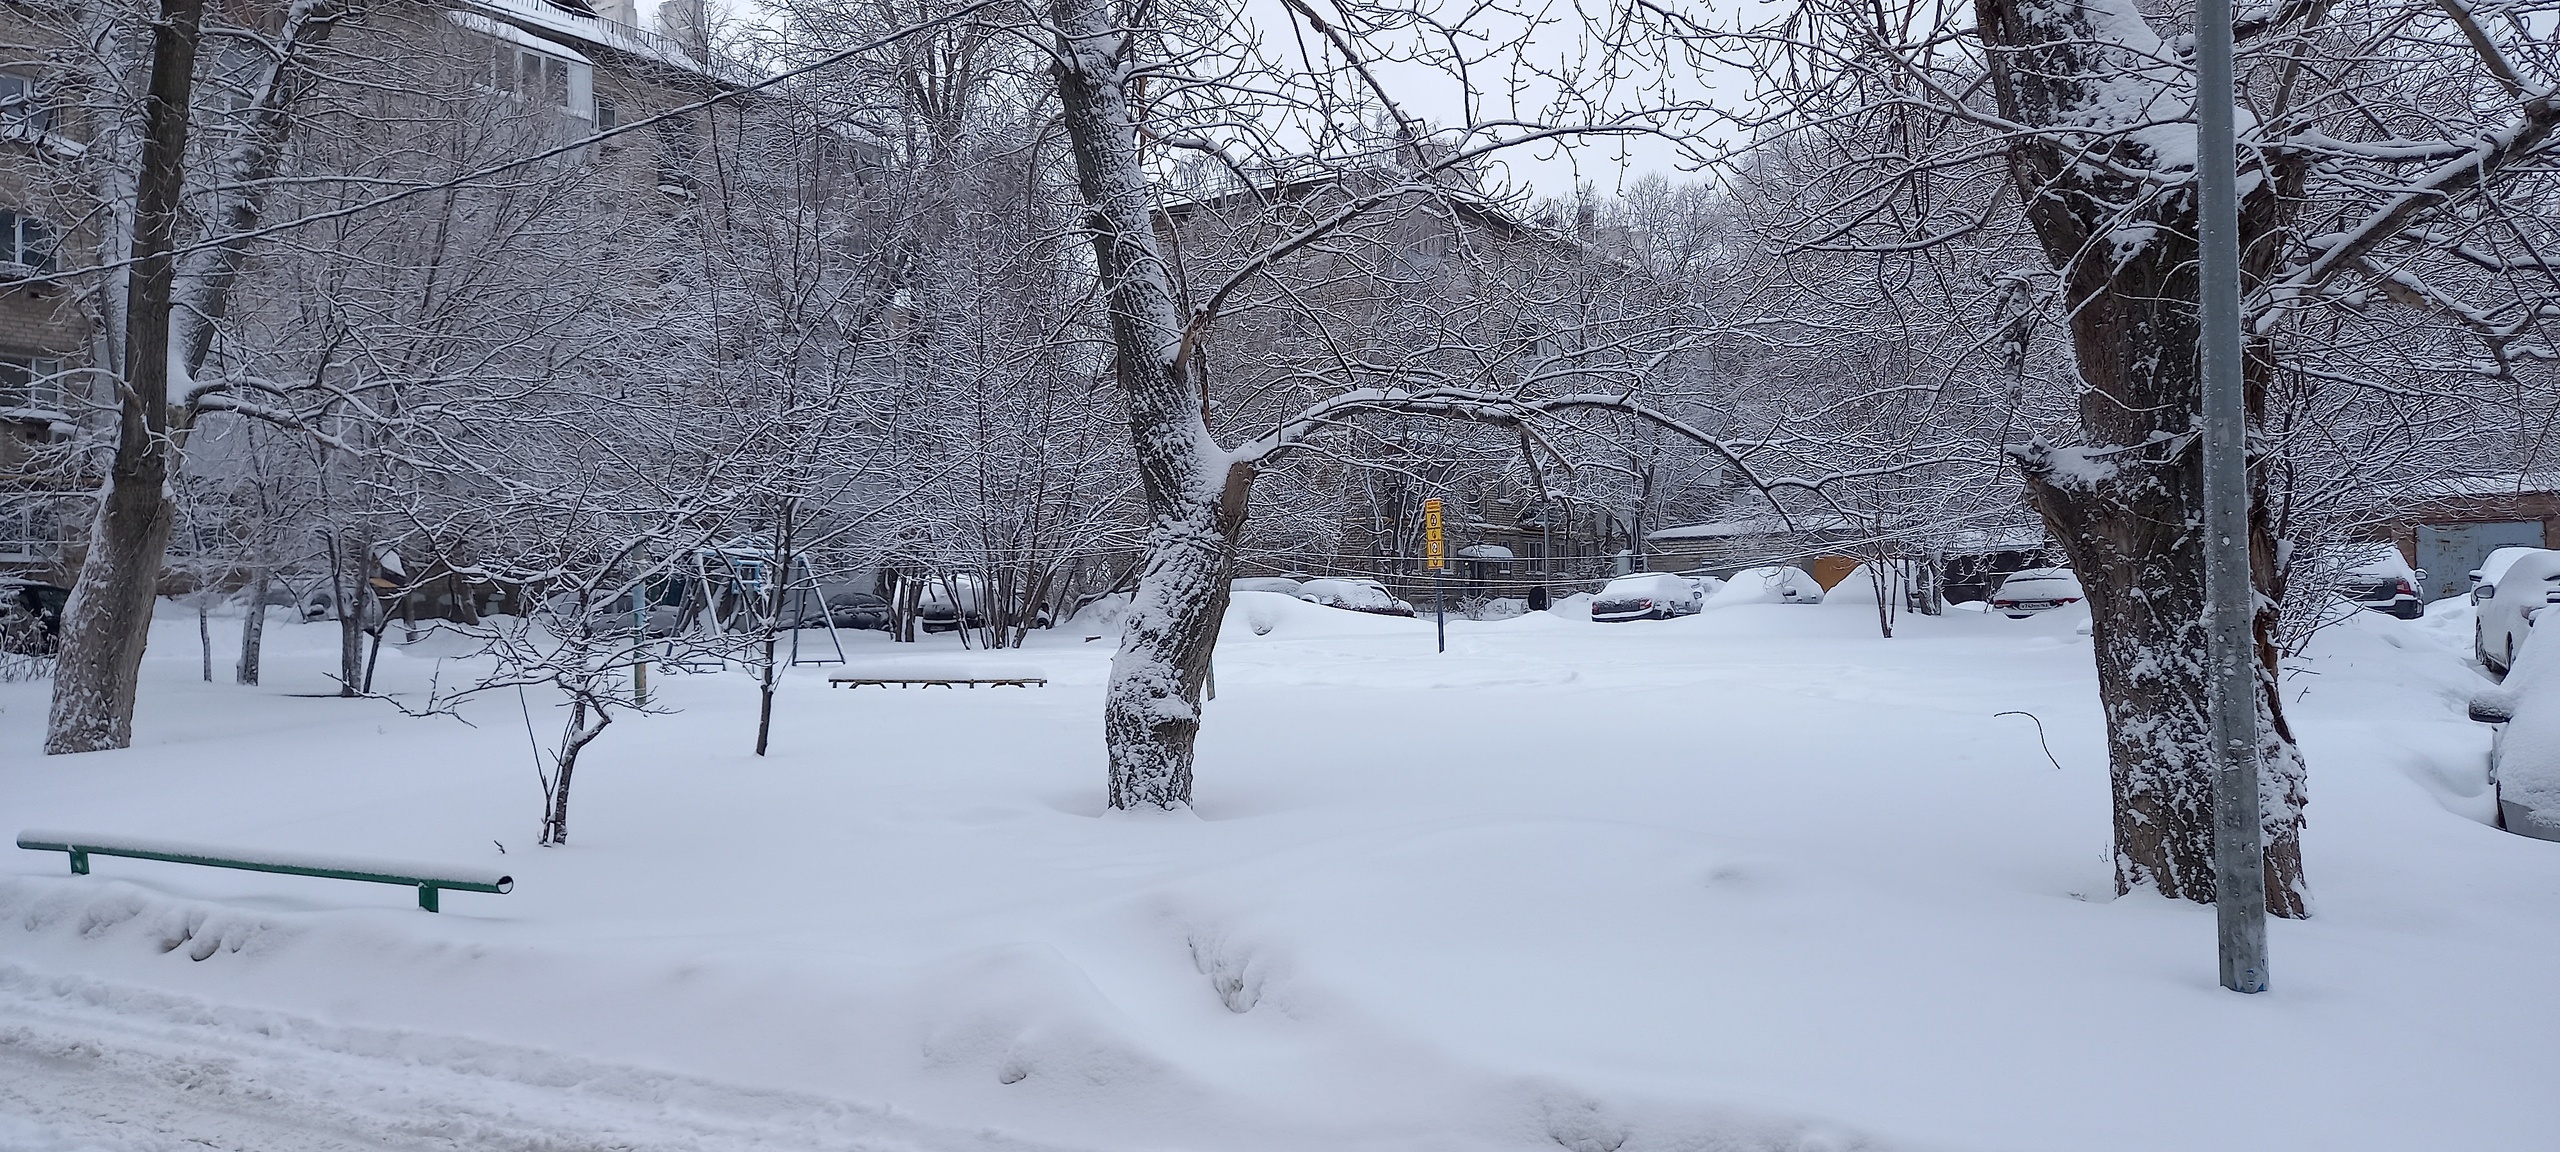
[{"xmin": 2, "ymin": 593, "xmax": 2552, "ymax": 1151}]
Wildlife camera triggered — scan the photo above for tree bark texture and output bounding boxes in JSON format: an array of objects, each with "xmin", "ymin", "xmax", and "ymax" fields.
[
  {"xmin": 1977, "ymin": 0, "xmax": 2308, "ymax": 916},
  {"xmin": 44, "ymin": 0, "xmax": 204, "ymax": 754},
  {"xmin": 236, "ymin": 568, "xmax": 268, "ymax": 684},
  {"xmin": 1048, "ymin": 0, "xmax": 1252, "ymax": 808}
]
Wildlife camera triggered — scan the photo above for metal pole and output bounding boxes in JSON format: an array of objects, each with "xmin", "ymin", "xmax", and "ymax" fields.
[
  {"xmin": 1434, "ymin": 570, "xmax": 1446, "ymax": 653},
  {"xmin": 2196, "ymin": 0, "xmax": 2268, "ymax": 995},
  {"xmin": 632, "ymin": 585, "xmax": 651, "ymax": 708}
]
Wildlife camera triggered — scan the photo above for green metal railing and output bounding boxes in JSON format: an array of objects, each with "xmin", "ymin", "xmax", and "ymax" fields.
[{"xmin": 16, "ymin": 831, "xmax": 512, "ymax": 912}]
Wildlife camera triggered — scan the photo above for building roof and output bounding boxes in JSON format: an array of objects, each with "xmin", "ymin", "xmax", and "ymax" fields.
[
  {"xmin": 1648, "ymin": 517, "xmax": 1855, "ymax": 542},
  {"xmin": 457, "ymin": 0, "xmax": 752, "ymax": 85},
  {"xmin": 2426, "ymin": 473, "xmax": 2560, "ymax": 498}
]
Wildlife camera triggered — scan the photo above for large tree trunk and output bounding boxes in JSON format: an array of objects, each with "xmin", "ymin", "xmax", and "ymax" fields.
[
  {"xmin": 1980, "ymin": 0, "xmax": 2308, "ymax": 916},
  {"xmin": 1048, "ymin": 0, "xmax": 1253, "ymax": 808},
  {"xmin": 46, "ymin": 0, "xmax": 346, "ymax": 751},
  {"xmin": 43, "ymin": 0, "xmax": 204, "ymax": 754}
]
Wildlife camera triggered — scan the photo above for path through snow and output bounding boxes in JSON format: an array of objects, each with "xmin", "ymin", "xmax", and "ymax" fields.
[{"xmin": 0, "ymin": 964, "xmax": 1074, "ymax": 1152}]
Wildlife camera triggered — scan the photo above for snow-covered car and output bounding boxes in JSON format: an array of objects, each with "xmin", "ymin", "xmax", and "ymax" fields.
[
  {"xmin": 2335, "ymin": 544, "xmax": 2425, "ymax": 620},
  {"xmin": 919, "ymin": 574, "xmax": 986, "ymax": 633},
  {"xmin": 2470, "ymin": 546, "xmax": 2550, "ymax": 603},
  {"xmin": 2477, "ymin": 549, "xmax": 2560, "ymax": 675},
  {"xmin": 1231, "ymin": 576, "xmax": 1305, "ymax": 597},
  {"xmin": 796, "ymin": 586, "xmax": 889, "ymax": 631},
  {"xmin": 2470, "ymin": 622, "xmax": 2560, "ymax": 840},
  {"xmin": 1296, "ymin": 577, "xmax": 1415, "ymax": 617},
  {"xmin": 1988, "ymin": 568, "xmax": 2085, "ymax": 619},
  {"xmin": 1704, "ymin": 565, "xmax": 1825, "ymax": 607},
  {"xmin": 1677, "ymin": 570, "xmax": 1727, "ymax": 599},
  {"xmin": 1591, "ymin": 572, "xmax": 1704, "ymax": 622}
]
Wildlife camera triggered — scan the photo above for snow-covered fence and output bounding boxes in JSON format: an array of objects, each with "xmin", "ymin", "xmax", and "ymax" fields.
[{"xmin": 16, "ymin": 830, "xmax": 512, "ymax": 912}]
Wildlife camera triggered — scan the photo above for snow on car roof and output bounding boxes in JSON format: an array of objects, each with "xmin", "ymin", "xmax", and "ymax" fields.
[
  {"xmin": 1599, "ymin": 572, "xmax": 1690, "ymax": 593},
  {"xmin": 2477, "ymin": 546, "xmax": 2550, "ymax": 583}
]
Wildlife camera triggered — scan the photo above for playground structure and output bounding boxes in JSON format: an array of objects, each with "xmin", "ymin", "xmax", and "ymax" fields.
[{"xmin": 648, "ymin": 537, "xmax": 849, "ymax": 669}]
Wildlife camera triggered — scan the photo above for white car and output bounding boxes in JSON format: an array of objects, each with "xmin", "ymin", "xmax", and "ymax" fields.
[
  {"xmin": 2470, "ymin": 546, "xmax": 2550, "ymax": 603},
  {"xmin": 1591, "ymin": 572, "xmax": 1704, "ymax": 622},
  {"xmin": 1230, "ymin": 576, "xmax": 1305, "ymax": 597},
  {"xmin": 1297, "ymin": 578, "xmax": 1415, "ymax": 617},
  {"xmin": 1989, "ymin": 568, "xmax": 2085, "ymax": 619},
  {"xmin": 2477, "ymin": 549, "xmax": 2560, "ymax": 675},
  {"xmin": 1703, "ymin": 565, "xmax": 1825, "ymax": 607},
  {"xmin": 2470, "ymin": 622, "xmax": 2560, "ymax": 840}
]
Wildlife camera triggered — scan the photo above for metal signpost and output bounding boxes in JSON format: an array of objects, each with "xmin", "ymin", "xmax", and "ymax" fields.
[
  {"xmin": 2197, "ymin": 0, "xmax": 2269, "ymax": 994},
  {"xmin": 1424, "ymin": 498, "xmax": 1447, "ymax": 653}
]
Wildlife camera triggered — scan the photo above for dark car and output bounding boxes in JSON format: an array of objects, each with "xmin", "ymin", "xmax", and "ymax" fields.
[
  {"xmin": 2335, "ymin": 545, "xmax": 2425, "ymax": 620},
  {"xmin": 1591, "ymin": 572, "xmax": 1703, "ymax": 622},
  {"xmin": 824, "ymin": 589, "xmax": 892, "ymax": 631},
  {"xmin": 1, "ymin": 578, "xmax": 69, "ymax": 654}
]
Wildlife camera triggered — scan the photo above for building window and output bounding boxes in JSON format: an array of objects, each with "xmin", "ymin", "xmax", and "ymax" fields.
[
  {"xmin": 0, "ymin": 210, "xmax": 50, "ymax": 272},
  {"xmin": 490, "ymin": 42, "xmax": 587, "ymax": 115},
  {"xmin": 0, "ymin": 73, "xmax": 54, "ymax": 134},
  {"xmin": 0, "ymin": 352, "xmax": 66, "ymax": 412},
  {"xmin": 594, "ymin": 94, "xmax": 619, "ymax": 132}
]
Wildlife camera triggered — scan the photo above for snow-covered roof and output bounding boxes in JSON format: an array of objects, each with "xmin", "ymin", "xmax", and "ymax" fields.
[
  {"xmin": 455, "ymin": 0, "xmax": 752, "ymax": 85},
  {"xmin": 446, "ymin": 10, "xmax": 592, "ymax": 62},
  {"xmin": 1455, "ymin": 544, "xmax": 1515, "ymax": 559},
  {"xmin": 1648, "ymin": 517, "xmax": 1854, "ymax": 542},
  {"xmin": 2426, "ymin": 473, "xmax": 2560, "ymax": 498}
]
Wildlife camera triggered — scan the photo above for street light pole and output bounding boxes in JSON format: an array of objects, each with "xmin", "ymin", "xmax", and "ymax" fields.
[{"xmin": 2195, "ymin": 0, "xmax": 2269, "ymax": 994}]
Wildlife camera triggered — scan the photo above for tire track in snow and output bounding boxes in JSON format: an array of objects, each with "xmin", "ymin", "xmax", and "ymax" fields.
[{"xmin": 0, "ymin": 964, "xmax": 1085, "ymax": 1152}]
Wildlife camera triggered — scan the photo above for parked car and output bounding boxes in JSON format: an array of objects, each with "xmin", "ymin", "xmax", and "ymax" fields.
[
  {"xmin": 919, "ymin": 574, "xmax": 987, "ymax": 633},
  {"xmin": 1677, "ymin": 570, "xmax": 1728, "ymax": 599},
  {"xmin": 810, "ymin": 586, "xmax": 891, "ymax": 631},
  {"xmin": 2470, "ymin": 546, "xmax": 2550, "ymax": 603},
  {"xmin": 1989, "ymin": 568, "xmax": 2085, "ymax": 619},
  {"xmin": 2335, "ymin": 544, "xmax": 2425, "ymax": 620},
  {"xmin": 2477, "ymin": 549, "xmax": 2560, "ymax": 675},
  {"xmin": 0, "ymin": 578, "xmax": 68, "ymax": 654},
  {"xmin": 2469, "ymin": 622, "xmax": 2560, "ymax": 840},
  {"xmin": 1705, "ymin": 565, "xmax": 1825, "ymax": 607},
  {"xmin": 1296, "ymin": 577, "xmax": 1415, "ymax": 617},
  {"xmin": 1591, "ymin": 572, "xmax": 1704, "ymax": 622},
  {"xmin": 1231, "ymin": 576, "xmax": 1305, "ymax": 597}
]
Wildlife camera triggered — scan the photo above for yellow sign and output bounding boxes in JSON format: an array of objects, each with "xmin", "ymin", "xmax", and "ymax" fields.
[{"xmin": 1423, "ymin": 498, "xmax": 1445, "ymax": 570}]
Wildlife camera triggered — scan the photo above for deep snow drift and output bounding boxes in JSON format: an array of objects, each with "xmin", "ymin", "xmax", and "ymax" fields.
[{"xmin": 1, "ymin": 593, "xmax": 2551, "ymax": 1152}]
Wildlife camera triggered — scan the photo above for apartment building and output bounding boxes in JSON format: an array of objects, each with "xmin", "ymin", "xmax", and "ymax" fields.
[{"xmin": 0, "ymin": 0, "xmax": 752, "ymax": 580}]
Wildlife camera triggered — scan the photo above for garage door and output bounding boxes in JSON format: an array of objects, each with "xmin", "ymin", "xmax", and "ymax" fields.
[{"xmin": 2415, "ymin": 521, "xmax": 2547, "ymax": 600}]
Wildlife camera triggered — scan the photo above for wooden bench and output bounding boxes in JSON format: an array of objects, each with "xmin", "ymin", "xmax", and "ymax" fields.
[
  {"xmin": 827, "ymin": 676, "xmax": 1048, "ymax": 689},
  {"xmin": 16, "ymin": 830, "xmax": 512, "ymax": 912}
]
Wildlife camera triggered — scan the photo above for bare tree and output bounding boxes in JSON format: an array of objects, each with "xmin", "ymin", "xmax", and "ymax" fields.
[
  {"xmin": 1640, "ymin": 0, "xmax": 2560, "ymax": 914},
  {"xmin": 41, "ymin": 0, "xmax": 350, "ymax": 752}
]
